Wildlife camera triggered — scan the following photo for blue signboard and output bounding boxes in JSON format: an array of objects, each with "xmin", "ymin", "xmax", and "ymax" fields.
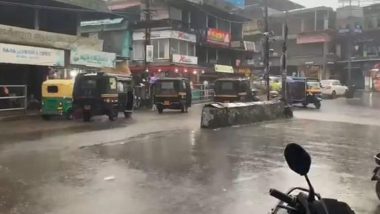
[{"xmin": 225, "ymin": 0, "xmax": 245, "ymax": 8}]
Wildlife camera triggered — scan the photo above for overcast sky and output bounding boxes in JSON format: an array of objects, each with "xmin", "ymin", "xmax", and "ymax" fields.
[{"xmin": 291, "ymin": 0, "xmax": 340, "ymax": 8}]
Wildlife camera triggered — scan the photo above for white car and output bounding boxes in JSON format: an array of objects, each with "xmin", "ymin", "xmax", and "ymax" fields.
[{"xmin": 320, "ymin": 79, "xmax": 348, "ymax": 98}]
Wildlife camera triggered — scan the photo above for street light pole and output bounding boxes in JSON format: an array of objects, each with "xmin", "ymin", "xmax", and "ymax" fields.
[
  {"xmin": 264, "ymin": 0, "xmax": 270, "ymax": 100},
  {"xmin": 281, "ymin": 12, "xmax": 288, "ymax": 104}
]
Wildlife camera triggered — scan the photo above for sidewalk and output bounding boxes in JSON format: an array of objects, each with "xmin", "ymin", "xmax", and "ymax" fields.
[{"xmin": 0, "ymin": 110, "xmax": 40, "ymax": 122}]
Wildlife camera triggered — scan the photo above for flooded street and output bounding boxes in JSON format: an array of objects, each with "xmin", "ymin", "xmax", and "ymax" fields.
[{"xmin": 0, "ymin": 99, "xmax": 380, "ymax": 214}]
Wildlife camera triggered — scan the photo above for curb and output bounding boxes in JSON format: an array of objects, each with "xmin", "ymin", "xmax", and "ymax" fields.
[{"xmin": 0, "ymin": 112, "xmax": 40, "ymax": 122}]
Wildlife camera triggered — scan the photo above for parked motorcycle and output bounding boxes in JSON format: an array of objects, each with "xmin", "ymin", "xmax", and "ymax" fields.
[
  {"xmin": 371, "ymin": 153, "xmax": 380, "ymax": 200},
  {"xmin": 270, "ymin": 143, "xmax": 355, "ymax": 214},
  {"xmin": 345, "ymin": 83, "xmax": 356, "ymax": 99}
]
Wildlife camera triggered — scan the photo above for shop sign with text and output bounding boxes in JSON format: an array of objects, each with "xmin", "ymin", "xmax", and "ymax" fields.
[
  {"xmin": 215, "ymin": 64, "xmax": 234, "ymax": 73},
  {"xmin": 0, "ymin": 24, "xmax": 103, "ymax": 51},
  {"xmin": 297, "ymin": 33, "xmax": 331, "ymax": 44},
  {"xmin": 172, "ymin": 54, "xmax": 198, "ymax": 65},
  {"xmin": 70, "ymin": 49, "xmax": 116, "ymax": 68},
  {"xmin": 0, "ymin": 43, "xmax": 64, "ymax": 66},
  {"xmin": 133, "ymin": 30, "xmax": 196, "ymax": 43},
  {"xmin": 207, "ymin": 28, "xmax": 230, "ymax": 47}
]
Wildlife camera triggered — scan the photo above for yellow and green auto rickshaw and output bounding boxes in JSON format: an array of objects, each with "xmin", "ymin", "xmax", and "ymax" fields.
[{"xmin": 41, "ymin": 79, "xmax": 74, "ymax": 120}]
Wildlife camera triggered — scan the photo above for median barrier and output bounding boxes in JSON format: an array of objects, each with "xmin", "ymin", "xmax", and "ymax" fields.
[{"xmin": 201, "ymin": 100, "xmax": 289, "ymax": 129}]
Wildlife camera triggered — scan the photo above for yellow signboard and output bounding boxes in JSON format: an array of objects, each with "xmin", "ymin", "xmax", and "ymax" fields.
[{"xmin": 215, "ymin": 64, "xmax": 234, "ymax": 73}]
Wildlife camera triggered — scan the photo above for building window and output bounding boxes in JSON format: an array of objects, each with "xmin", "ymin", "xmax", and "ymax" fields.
[
  {"xmin": 182, "ymin": 10, "xmax": 191, "ymax": 24},
  {"xmin": 231, "ymin": 23, "xmax": 242, "ymax": 40},
  {"xmin": 179, "ymin": 40, "xmax": 188, "ymax": 55},
  {"xmin": 208, "ymin": 48, "xmax": 217, "ymax": 63},
  {"xmin": 188, "ymin": 43, "xmax": 195, "ymax": 56},
  {"xmin": 208, "ymin": 15, "xmax": 216, "ymax": 28},
  {"xmin": 171, "ymin": 39, "xmax": 179, "ymax": 55},
  {"xmin": 47, "ymin": 86, "xmax": 58, "ymax": 93},
  {"xmin": 218, "ymin": 19, "xmax": 230, "ymax": 32},
  {"xmin": 197, "ymin": 47, "xmax": 207, "ymax": 64},
  {"xmin": 133, "ymin": 41, "xmax": 144, "ymax": 60},
  {"xmin": 170, "ymin": 39, "xmax": 195, "ymax": 56},
  {"xmin": 153, "ymin": 39, "xmax": 169, "ymax": 59},
  {"xmin": 169, "ymin": 7, "xmax": 182, "ymax": 21}
]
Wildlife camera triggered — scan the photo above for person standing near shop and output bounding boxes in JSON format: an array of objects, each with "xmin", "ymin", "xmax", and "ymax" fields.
[{"xmin": 0, "ymin": 86, "xmax": 10, "ymax": 109}]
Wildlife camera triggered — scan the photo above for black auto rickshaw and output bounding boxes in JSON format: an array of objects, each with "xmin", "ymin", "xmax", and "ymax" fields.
[
  {"xmin": 153, "ymin": 78, "xmax": 191, "ymax": 114},
  {"xmin": 73, "ymin": 72, "xmax": 134, "ymax": 121},
  {"xmin": 287, "ymin": 77, "xmax": 322, "ymax": 109},
  {"xmin": 214, "ymin": 78, "xmax": 257, "ymax": 103}
]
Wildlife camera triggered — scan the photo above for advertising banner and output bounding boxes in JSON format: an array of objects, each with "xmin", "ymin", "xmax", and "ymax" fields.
[
  {"xmin": 215, "ymin": 64, "xmax": 234, "ymax": 73},
  {"xmin": 0, "ymin": 43, "xmax": 64, "ymax": 66},
  {"xmin": 133, "ymin": 30, "xmax": 196, "ymax": 43},
  {"xmin": 70, "ymin": 49, "xmax": 116, "ymax": 68},
  {"xmin": 297, "ymin": 33, "xmax": 331, "ymax": 44},
  {"xmin": 172, "ymin": 54, "xmax": 198, "ymax": 65},
  {"xmin": 207, "ymin": 28, "xmax": 231, "ymax": 47}
]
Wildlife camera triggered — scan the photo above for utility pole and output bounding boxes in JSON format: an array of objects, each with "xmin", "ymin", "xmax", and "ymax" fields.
[
  {"xmin": 347, "ymin": 0, "xmax": 353, "ymax": 84},
  {"xmin": 144, "ymin": 0, "xmax": 151, "ymax": 73},
  {"xmin": 281, "ymin": 12, "xmax": 288, "ymax": 104},
  {"xmin": 264, "ymin": 0, "xmax": 270, "ymax": 100}
]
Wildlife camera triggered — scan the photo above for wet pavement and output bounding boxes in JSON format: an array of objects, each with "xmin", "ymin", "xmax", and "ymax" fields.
[{"xmin": 0, "ymin": 99, "xmax": 380, "ymax": 214}]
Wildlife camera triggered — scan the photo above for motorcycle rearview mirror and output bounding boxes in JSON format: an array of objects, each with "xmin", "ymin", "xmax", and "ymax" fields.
[
  {"xmin": 284, "ymin": 143, "xmax": 311, "ymax": 175},
  {"xmin": 284, "ymin": 143, "xmax": 315, "ymax": 202}
]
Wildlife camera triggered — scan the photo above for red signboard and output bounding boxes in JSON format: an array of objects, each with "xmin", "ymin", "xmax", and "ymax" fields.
[{"xmin": 207, "ymin": 28, "xmax": 231, "ymax": 47}]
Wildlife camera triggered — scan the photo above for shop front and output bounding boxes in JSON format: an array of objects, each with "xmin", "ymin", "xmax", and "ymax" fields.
[
  {"xmin": 131, "ymin": 29, "xmax": 200, "ymax": 83},
  {"xmin": 0, "ymin": 23, "xmax": 105, "ymax": 111},
  {"xmin": 130, "ymin": 64, "xmax": 207, "ymax": 84},
  {"xmin": 0, "ymin": 43, "xmax": 65, "ymax": 111}
]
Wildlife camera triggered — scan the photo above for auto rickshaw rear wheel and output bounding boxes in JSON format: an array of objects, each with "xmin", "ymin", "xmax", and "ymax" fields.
[
  {"xmin": 65, "ymin": 109, "xmax": 73, "ymax": 120},
  {"xmin": 157, "ymin": 106, "xmax": 163, "ymax": 114},
  {"xmin": 83, "ymin": 111, "xmax": 91, "ymax": 122},
  {"xmin": 42, "ymin": 115, "xmax": 51, "ymax": 120},
  {"xmin": 314, "ymin": 101, "xmax": 321, "ymax": 109},
  {"xmin": 124, "ymin": 112, "xmax": 132, "ymax": 118},
  {"xmin": 376, "ymin": 181, "xmax": 380, "ymax": 200},
  {"xmin": 181, "ymin": 104, "xmax": 188, "ymax": 113},
  {"xmin": 108, "ymin": 110, "xmax": 118, "ymax": 121}
]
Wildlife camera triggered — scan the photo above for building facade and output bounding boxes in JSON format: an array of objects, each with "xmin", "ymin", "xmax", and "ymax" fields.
[
  {"xmin": 109, "ymin": 0, "xmax": 255, "ymax": 84},
  {"xmin": 335, "ymin": 4, "xmax": 380, "ymax": 89},
  {"xmin": 0, "ymin": 0, "xmax": 116, "ymax": 109},
  {"xmin": 267, "ymin": 7, "xmax": 337, "ymax": 80}
]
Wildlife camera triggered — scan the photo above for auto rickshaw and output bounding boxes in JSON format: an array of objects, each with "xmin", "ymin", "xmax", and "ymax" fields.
[
  {"xmin": 73, "ymin": 72, "xmax": 134, "ymax": 122},
  {"xmin": 287, "ymin": 77, "xmax": 322, "ymax": 109},
  {"xmin": 214, "ymin": 78, "xmax": 257, "ymax": 103},
  {"xmin": 41, "ymin": 79, "xmax": 74, "ymax": 120},
  {"xmin": 153, "ymin": 78, "xmax": 191, "ymax": 114}
]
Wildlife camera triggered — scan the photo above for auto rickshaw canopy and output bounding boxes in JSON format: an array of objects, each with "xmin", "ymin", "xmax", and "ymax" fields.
[{"xmin": 42, "ymin": 79, "xmax": 74, "ymax": 98}]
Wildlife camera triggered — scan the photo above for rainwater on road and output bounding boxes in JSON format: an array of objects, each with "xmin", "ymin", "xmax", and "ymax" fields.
[{"xmin": 0, "ymin": 98, "xmax": 379, "ymax": 214}]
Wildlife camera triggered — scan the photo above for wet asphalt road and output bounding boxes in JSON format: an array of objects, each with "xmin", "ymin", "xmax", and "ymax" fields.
[{"xmin": 0, "ymin": 98, "xmax": 380, "ymax": 214}]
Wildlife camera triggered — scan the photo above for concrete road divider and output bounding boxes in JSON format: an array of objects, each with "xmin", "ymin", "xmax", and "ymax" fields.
[{"xmin": 201, "ymin": 101, "xmax": 290, "ymax": 129}]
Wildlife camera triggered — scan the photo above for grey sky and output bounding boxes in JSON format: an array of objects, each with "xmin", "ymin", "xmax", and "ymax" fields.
[{"xmin": 291, "ymin": 0, "xmax": 339, "ymax": 8}]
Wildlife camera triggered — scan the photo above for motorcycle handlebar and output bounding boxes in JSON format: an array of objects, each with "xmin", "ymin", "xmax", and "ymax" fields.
[{"xmin": 270, "ymin": 188, "xmax": 296, "ymax": 207}]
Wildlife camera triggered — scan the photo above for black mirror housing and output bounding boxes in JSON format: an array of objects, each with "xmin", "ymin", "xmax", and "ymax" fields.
[{"xmin": 284, "ymin": 143, "xmax": 311, "ymax": 176}]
